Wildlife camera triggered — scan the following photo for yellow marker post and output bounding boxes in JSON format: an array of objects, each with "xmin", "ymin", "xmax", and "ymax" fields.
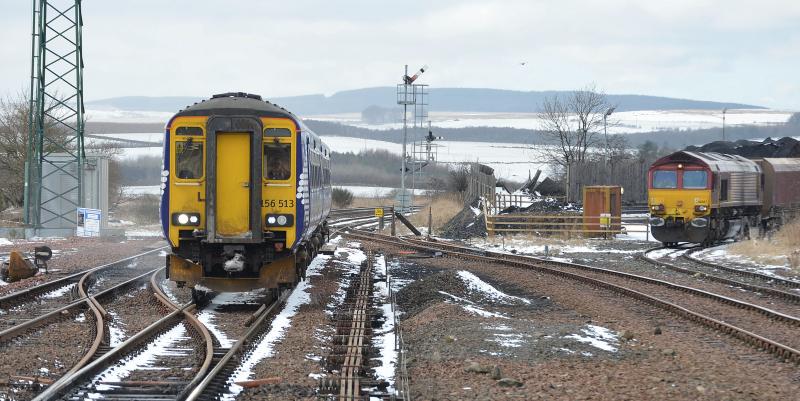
[{"xmin": 374, "ymin": 208, "xmax": 384, "ymax": 218}]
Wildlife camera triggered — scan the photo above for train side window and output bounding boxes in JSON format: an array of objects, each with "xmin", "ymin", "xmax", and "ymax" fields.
[
  {"xmin": 264, "ymin": 143, "xmax": 291, "ymax": 180},
  {"xmin": 720, "ymin": 179, "xmax": 729, "ymax": 201},
  {"xmin": 175, "ymin": 140, "xmax": 203, "ymax": 179},
  {"xmin": 652, "ymin": 170, "xmax": 677, "ymax": 189},
  {"xmin": 682, "ymin": 171, "xmax": 707, "ymax": 189}
]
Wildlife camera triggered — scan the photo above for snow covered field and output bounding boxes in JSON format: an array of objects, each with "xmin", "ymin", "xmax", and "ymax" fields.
[{"xmin": 306, "ymin": 109, "xmax": 794, "ymax": 134}]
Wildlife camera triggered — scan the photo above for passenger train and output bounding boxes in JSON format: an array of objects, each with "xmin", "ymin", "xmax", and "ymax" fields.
[
  {"xmin": 160, "ymin": 93, "xmax": 332, "ymax": 296},
  {"xmin": 648, "ymin": 151, "xmax": 800, "ymax": 246}
]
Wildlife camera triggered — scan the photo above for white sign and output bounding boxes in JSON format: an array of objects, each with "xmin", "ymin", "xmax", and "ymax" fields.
[{"xmin": 77, "ymin": 207, "xmax": 101, "ymax": 237}]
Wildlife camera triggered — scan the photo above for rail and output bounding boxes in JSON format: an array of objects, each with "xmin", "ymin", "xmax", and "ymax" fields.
[{"xmin": 343, "ymin": 230, "xmax": 800, "ymax": 363}]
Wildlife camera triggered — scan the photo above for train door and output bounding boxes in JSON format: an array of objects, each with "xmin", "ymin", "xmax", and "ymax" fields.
[{"xmin": 216, "ymin": 132, "xmax": 251, "ymax": 236}]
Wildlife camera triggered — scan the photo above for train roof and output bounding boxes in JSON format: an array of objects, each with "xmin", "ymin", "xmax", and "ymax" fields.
[
  {"xmin": 173, "ymin": 92, "xmax": 298, "ymax": 120},
  {"xmin": 651, "ymin": 151, "xmax": 761, "ymax": 173},
  {"xmin": 761, "ymin": 157, "xmax": 800, "ymax": 172}
]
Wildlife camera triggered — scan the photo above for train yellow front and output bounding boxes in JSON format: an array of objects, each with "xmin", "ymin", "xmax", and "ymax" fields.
[{"xmin": 160, "ymin": 93, "xmax": 331, "ymax": 296}]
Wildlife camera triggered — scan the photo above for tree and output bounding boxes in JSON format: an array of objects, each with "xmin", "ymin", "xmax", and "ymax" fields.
[
  {"xmin": 539, "ymin": 85, "xmax": 612, "ymax": 200},
  {"xmin": 0, "ymin": 93, "xmax": 33, "ymax": 209},
  {"xmin": 332, "ymin": 187, "xmax": 354, "ymax": 208}
]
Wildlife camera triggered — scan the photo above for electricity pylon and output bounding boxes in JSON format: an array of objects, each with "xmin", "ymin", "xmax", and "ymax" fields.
[{"xmin": 25, "ymin": 0, "xmax": 86, "ymax": 230}]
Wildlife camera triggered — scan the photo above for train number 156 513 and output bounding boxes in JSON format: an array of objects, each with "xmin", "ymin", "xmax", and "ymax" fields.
[{"xmin": 263, "ymin": 199, "xmax": 294, "ymax": 208}]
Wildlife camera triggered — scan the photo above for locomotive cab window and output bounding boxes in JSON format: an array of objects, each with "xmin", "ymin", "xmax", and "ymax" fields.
[
  {"xmin": 682, "ymin": 170, "xmax": 708, "ymax": 189},
  {"xmin": 264, "ymin": 143, "xmax": 291, "ymax": 180},
  {"xmin": 652, "ymin": 170, "xmax": 677, "ymax": 189},
  {"xmin": 175, "ymin": 140, "xmax": 203, "ymax": 179}
]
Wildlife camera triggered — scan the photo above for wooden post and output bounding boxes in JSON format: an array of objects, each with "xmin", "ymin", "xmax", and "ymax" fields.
[
  {"xmin": 428, "ymin": 207, "xmax": 433, "ymax": 237},
  {"xmin": 391, "ymin": 206, "xmax": 396, "ymax": 236}
]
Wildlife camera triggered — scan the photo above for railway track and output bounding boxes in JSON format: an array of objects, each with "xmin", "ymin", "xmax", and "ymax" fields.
[
  {"xmin": 0, "ymin": 248, "xmax": 167, "ymax": 331},
  {"xmin": 344, "ymin": 229, "xmax": 800, "ymax": 363},
  {"xmin": 318, "ymin": 250, "xmax": 377, "ymax": 400},
  {"xmin": 642, "ymin": 246, "xmax": 800, "ymax": 304},
  {"xmin": 33, "ymin": 269, "xmax": 213, "ymax": 401}
]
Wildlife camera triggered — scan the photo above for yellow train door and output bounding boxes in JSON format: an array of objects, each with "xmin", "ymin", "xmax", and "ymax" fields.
[{"xmin": 216, "ymin": 132, "xmax": 251, "ymax": 236}]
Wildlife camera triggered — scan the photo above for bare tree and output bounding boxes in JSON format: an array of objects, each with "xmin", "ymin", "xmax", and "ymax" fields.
[
  {"xmin": 0, "ymin": 93, "xmax": 32, "ymax": 209},
  {"xmin": 539, "ymin": 85, "xmax": 612, "ymax": 200}
]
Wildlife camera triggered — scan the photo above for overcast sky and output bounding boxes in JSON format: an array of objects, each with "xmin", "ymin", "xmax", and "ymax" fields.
[{"xmin": 1, "ymin": 0, "xmax": 798, "ymax": 109}]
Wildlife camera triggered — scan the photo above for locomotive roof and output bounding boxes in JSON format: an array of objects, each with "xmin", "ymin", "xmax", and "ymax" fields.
[
  {"xmin": 173, "ymin": 92, "xmax": 298, "ymax": 120},
  {"xmin": 651, "ymin": 151, "xmax": 761, "ymax": 173}
]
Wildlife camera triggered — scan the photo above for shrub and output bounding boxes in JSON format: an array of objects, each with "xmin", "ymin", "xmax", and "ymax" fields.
[{"xmin": 332, "ymin": 187, "xmax": 354, "ymax": 208}]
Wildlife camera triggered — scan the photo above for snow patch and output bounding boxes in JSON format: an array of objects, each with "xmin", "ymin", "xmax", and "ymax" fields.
[
  {"xmin": 565, "ymin": 324, "xmax": 619, "ymax": 352},
  {"xmin": 0, "ymin": 238, "xmax": 13, "ymax": 246},
  {"xmin": 88, "ymin": 323, "xmax": 192, "ymax": 394},
  {"xmin": 457, "ymin": 270, "xmax": 531, "ymax": 304},
  {"xmin": 41, "ymin": 284, "xmax": 75, "ymax": 299}
]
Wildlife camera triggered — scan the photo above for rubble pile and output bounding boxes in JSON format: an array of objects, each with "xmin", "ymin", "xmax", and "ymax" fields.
[
  {"xmin": 439, "ymin": 198, "xmax": 487, "ymax": 239},
  {"xmin": 685, "ymin": 136, "xmax": 800, "ymax": 158}
]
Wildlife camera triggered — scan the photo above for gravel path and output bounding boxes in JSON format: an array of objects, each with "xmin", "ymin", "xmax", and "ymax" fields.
[{"xmin": 362, "ymin": 240, "xmax": 800, "ymax": 400}]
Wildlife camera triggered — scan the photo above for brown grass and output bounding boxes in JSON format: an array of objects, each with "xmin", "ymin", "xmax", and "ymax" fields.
[
  {"xmin": 728, "ymin": 219, "xmax": 800, "ymax": 272},
  {"xmin": 349, "ymin": 196, "xmax": 394, "ymax": 208}
]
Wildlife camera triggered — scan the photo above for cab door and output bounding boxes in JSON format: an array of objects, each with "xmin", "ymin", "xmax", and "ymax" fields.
[{"xmin": 216, "ymin": 132, "xmax": 251, "ymax": 236}]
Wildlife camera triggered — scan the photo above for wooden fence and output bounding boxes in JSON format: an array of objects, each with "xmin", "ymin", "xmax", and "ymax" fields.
[{"xmin": 482, "ymin": 202, "xmax": 650, "ymax": 239}]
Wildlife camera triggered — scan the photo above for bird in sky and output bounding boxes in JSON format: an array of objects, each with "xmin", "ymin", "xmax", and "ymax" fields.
[{"xmin": 520, "ymin": 62, "xmax": 527, "ymax": 66}]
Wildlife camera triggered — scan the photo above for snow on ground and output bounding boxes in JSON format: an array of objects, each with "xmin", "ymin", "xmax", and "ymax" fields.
[
  {"xmin": 439, "ymin": 291, "xmax": 509, "ymax": 319},
  {"xmin": 694, "ymin": 245, "xmax": 798, "ymax": 281},
  {"xmin": 564, "ymin": 324, "xmax": 620, "ymax": 352},
  {"xmin": 371, "ymin": 254, "xmax": 398, "ymax": 393},
  {"xmin": 223, "ymin": 254, "xmax": 329, "ymax": 400},
  {"xmin": 88, "ymin": 323, "xmax": 192, "ymax": 394},
  {"xmin": 470, "ymin": 236, "xmax": 644, "ymax": 257},
  {"xmin": 122, "ymin": 185, "xmax": 161, "ymax": 196},
  {"xmin": 0, "ymin": 238, "xmax": 12, "ymax": 246},
  {"xmin": 107, "ymin": 311, "xmax": 126, "ymax": 346},
  {"xmin": 41, "ymin": 283, "xmax": 76, "ymax": 299},
  {"xmin": 336, "ymin": 185, "xmax": 427, "ymax": 197},
  {"xmin": 647, "ymin": 248, "xmax": 685, "ymax": 259},
  {"xmin": 457, "ymin": 270, "xmax": 531, "ymax": 305},
  {"xmin": 307, "ymin": 109, "xmax": 792, "ymax": 134},
  {"xmin": 197, "ymin": 291, "xmax": 266, "ymax": 348}
]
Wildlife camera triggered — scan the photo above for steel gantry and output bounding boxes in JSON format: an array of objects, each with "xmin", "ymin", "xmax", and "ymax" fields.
[{"xmin": 25, "ymin": 0, "xmax": 86, "ymax": 231}]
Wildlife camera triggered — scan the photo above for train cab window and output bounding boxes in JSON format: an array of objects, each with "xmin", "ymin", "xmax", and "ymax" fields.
[
  {"xmin": 682, "ymin": 171, "xmax": 708, "ymax": 189},
  {"xmin": 264, "ymin": 128, "xmax": 291, "ymax": 137},
  {"xmin": 264, "ymin": 143, "xmax": 291, "ymax": 180},
  {"xmin": 652, "ymin": 170, "xmax": 677, "ymax": 189},
  {"xmin": 175, "ymin": 140, "xmax": 203, "ymax": 179},
  {"xmin": 175, "ymin": 126, "xmax": 203, "ymax": 136}
]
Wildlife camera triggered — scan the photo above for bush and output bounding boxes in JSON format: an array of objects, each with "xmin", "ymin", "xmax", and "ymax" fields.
[{"xmin": 332, "ymin": 187, "xmax": 354, "ymax": 208}]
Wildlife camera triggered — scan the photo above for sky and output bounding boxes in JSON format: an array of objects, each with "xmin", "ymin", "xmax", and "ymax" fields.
[{"xmin": 1, "ymin": 0, "xmax": 799, "ymax": 109}]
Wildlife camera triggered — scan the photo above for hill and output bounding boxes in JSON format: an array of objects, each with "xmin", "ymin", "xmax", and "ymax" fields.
[{"xmin": 85, "ymin": 87, "xmax": 763, "ymax": 115}]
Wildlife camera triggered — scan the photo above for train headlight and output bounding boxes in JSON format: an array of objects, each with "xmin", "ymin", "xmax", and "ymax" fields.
[
  {"xmin": 172, "ymin": 213, "xmax": 201, "ymax": 226},
  {"xmin": 650, "ymin": 204, "xmax": 665, "ymax": 212},
  {"xmin": 265, "ymin": 214, "xmax": 293, "ymax": 227},
  {"xmin": 694, "ymin": 205, "xmax": 708, "ymax": 213}
]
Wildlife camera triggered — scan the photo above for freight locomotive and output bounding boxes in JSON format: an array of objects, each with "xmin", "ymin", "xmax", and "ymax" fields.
[
  {"xmin": 160, "ymin": 93, "xmax": 331, "ymax": 296},
  {"xmin": 648, "ymin": 151, "xmax": 800, "ymax": 246}
]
